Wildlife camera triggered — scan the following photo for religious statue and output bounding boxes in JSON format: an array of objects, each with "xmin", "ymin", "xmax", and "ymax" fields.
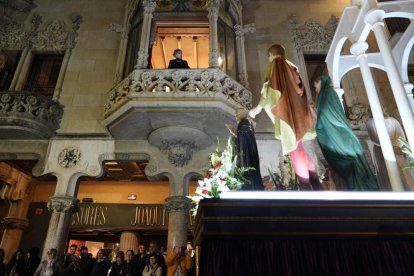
[
  {"xmin": 249, "ymin": 44, "xmax": 319, "ymax": 190},
  {"xmin": 315, "ymin": 75, "xmax": 378, "ymax": 191},
  {"xmin": 226, "ymin": 108, "xmax": 264, "ymax": 190}
]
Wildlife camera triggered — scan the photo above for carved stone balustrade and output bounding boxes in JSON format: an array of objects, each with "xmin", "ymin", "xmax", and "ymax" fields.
[
  {"xmin": 103, "ymin": 69, "xmax": 253, "ymax": 140},
  {"xmin": 0, "ymin": 91, "xmax": 64, "ymax": 139}
]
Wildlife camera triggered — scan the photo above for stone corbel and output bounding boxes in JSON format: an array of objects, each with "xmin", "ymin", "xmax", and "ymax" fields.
[
  {"xmin": 109, "ymin": 23, "xmax": 131, "ymax": 40},
  {"xmin": 47, "ymin": 196, "xmax": 79, "ymax": 213},
  {"xmin": 234, "ymin": 23, "xmax": 256, "ymax": 37},
  {"xmin": 165, "ymin": 196, "xmax": 192, "ymax": 213}
]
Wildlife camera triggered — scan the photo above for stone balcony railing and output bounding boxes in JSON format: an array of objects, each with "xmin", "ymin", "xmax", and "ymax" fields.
[
  {"xmin": 103, "ymin": 69, "xmax": 253, "ymax": 141},
  {"xmin": 104, "ymin": 68, "xmax": 253, "ymax": 118},
  {"xmin": 0, "ymin": 91, "xmax": 64, "ymax": 139}
]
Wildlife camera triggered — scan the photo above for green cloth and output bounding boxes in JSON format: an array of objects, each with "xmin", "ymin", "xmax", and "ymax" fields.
[{"xmin": 316, "ymin": 75, "xmax": 378, "ymax": 191}]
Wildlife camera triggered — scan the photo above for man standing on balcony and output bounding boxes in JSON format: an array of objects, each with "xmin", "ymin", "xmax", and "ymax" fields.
[
  {"xmin": 249, "ymin": 44, "xmax": 320, "ymax": 190},
  {"xmin": 168, "ymin": 49, "xmax": 190, "ymax": 69}
]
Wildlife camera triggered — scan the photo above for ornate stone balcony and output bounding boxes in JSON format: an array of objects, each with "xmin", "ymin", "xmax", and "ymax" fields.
[
  {"xmin": 0, "ymin": 91, "xmax": 64, "ymax": 139},
  {"xmin": 103, "ymin": 69, "xmax": 252, "ymax": 140}
]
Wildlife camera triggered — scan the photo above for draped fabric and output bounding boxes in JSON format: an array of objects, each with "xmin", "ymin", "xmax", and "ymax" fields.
[
  {"xmin": 259, "ymin": 57, "xmax": 315, "ymax": 155},
  {"xmin": 315, "ymin": 75, "xmax": 378, "ymax": 191},
  {"xmin": 200, "ymin": 239, "xmax": 414, "ymax": 276},
  {"xmin": 235, "ymin": 118, "xmax": 264, "ymax": 190}
]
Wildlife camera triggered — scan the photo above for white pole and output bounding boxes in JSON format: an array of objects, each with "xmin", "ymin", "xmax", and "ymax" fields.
[
  {"xmin": 366, "ymin": 10, "xmax": 414, "ymax": 151},
  {"xmin": 350, "ymin": 42, "xmax": 403, "ymax": 191}
]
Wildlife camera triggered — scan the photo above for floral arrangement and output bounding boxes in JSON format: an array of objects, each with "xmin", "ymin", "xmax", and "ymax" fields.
[
  {"xmin": 267, "ymin": 154, "xmax": 299, "ymax": 190},
  {"xmin": 188, "ymin": 137, "xmax": 252, "ymax": 216}
]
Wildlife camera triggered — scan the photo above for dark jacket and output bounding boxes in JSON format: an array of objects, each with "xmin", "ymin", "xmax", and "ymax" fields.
[
  {"xmin": 109, "ymin": 261, "xmax": 126, "ymax": 276},
  {"xmin": 91, "ymin": 258, "xmax": 111, "ymax": 276},
  {"xmin": 168, "ymin": 59, "xmax": 190, "ymax": 69}
]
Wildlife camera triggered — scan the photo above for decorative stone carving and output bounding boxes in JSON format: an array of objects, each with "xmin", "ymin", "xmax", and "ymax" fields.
[
  {"xmin": 207, "ymin": 0, "xmax": 221, "ymax": 19},
  {"xmin": 208, "ymin": 50, "xmax": 220, "ymax": 68},
  {"xmin": 0, "ymin": 13, "xmax": 82, "ymax": 51},
  {"xmin": 0, "ymin": 22, "xmax": 28, "ymax": 49},
  {"xmin": 234, "ymin": 23, "xmax": 256, "ymax": 37},
  {"xmin": 142, "ymin": 0, "xmax": 156, "ymax": 14},
  {"xmin": 137, "ymin": 49, "xmax": 149, "ymax": 69},
  {"xmin": 32, "ymin": 20, "xmax": 68, "ymax": 50},
  {"xmin": 1, "ymin": 216, "xmax": 29, "ymax": 230},
  {"xmin": 161, "ymin": 140, "xmax": 198, "ymax": 167},
  {"xmin": 348, "ymin": 103, "xmax": 370, "ymax": 130},
  {"xmin": 146, "ymin": 164, "xmax": 157, "ymax": 174},
  {"xmin": 104, "ymin": 68, "xmax": 252, "ymax": 117},
  {"xmin": 58, "ymin": 147, "xmax": 82, "ymax": 168},
  {"xmin": 288, "ymin": 15, "xmax": 338, "ymax": 53},
  {"xmin": 165, "ymin": 196, "xmax": 192, "ymax": 213},
  {"xmin": 0, "ymin": 91, "xmax": 64, "ymax": 138},
  {"xmin": 47, "ymin": 196, "xmax": 79, "ymax": 213}
]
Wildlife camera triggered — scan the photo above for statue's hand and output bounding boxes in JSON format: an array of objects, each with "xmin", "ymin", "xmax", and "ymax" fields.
[
  {"xmin": 225, "ymin": 124, "xmax": 236, "ymax": 137},
  {"xmin": 249, "ymin": 105, "xmax": 262, "ymax": 119}
]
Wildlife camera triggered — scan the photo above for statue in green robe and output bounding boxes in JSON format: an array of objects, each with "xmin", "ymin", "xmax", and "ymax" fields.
[{"xmin": 314, "ymin": 75, "xmax": 378, "ymax": 191}]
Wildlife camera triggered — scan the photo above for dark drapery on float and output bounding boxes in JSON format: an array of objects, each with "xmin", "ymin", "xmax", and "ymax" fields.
[{"xmin": 200, "ymin": 238, "xmax": 414, "ymax": 276}]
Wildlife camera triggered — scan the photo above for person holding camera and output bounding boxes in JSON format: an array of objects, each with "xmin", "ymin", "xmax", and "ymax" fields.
[{"xmin": 165, "ymin": 246, "xmax": 192, "ymax": 276}]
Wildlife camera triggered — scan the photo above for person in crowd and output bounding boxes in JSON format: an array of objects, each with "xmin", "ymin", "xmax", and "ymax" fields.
[
  {"xmin": 165, "ymin": 246, "xmax": 192, "ymax": 276},
  {"xmin": 7, "ymin": 250, "xmax": 25, "ymax": 275},
  {"xmin": 79, "ymin": 246, "xmax": 93, "ymax": 276},
  {"xmin": 249, "ymin": 44, "xmax": 319, "ymax": 190},
  {"xmin": 144, "ymin": 242, "xmax": 166, "ymax": 276},
  {"xmin": 136, "ymin": 244, "xmax": 146, "ymax": 275},
  {"xmin": 24, "ymin": 247, "xmax": 41, "ymax": 276},
  {"xmin": 91, "ymin": 249, "xmax": 111, "ymax": 276},
  {"xmin": 142, "ymin": 254, "xmax": 162, "ymax": 276},
  {"xmin": 33, "ymin": 249, "xmax": 63, "ymax": 276},
  {"xmin": 124, "ymin": 250, "xmax": 138, "ymax": 276},
  {"xmin": 63, "ymin": 244, "xmax": 79, "ymax": 276},
  {"xmin": 167, "ymin": 49, "xmax": 190, "ymax": 69},
  {"xmin": 226, "ymin": 108, "xmax": 264, "ymax": 190},
  {"xmin": 185, "ymin": 243, "xmax": 195, "ymax": 276},
  {"xmin": 109, "ymin": 251, "xmax": 125, "ymax": 276},
  {"xmin": 0, "ymin": 249, "xmax": 6, "ymax": 276}
]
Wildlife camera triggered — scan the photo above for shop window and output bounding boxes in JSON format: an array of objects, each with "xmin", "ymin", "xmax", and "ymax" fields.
[
  {"xmin": 25, "ymin": 54, "xmax": 64, "ymax": 98},
  {"xmin": 0, "ymin": 51, "xmax": 21, "ymax": 91}
]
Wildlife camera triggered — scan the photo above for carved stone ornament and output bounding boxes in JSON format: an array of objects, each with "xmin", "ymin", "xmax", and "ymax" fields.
[
  {"xmin": 142, "ymin": 0, "xmax": 156, "ymax": 14},
  {"xmin": 1, "ymin": 216, "xmax": 29, "ymax": 230},
  {"xmin": 234, "ymin": 23, "xmax": 256, "ymax": 37},
  {"xmin": 104, "ymin": 68, "xmax": 252, "ymax": 117},
  {"xmin": 288, "ymin": 15, "xmax": 338, "ymax": 53},
  {"xmin": 165, "ymin": 196, "xmax": 192, "ymax": 213},
  {"xmin": 109, "ymin": 23, "xmax": 131, "ymax": 39},
  {"xmin": 0, "ymin": 13, "xmax": 83, "ymax": 51},
  {"xmin": 348, "ymin": 103, "xmax": 370, "ymax": 130},
  {"xmin": 161, "ymin": 140, "xmax": 198, "ymax": 167},
  {"xmin": 47, "ymin": 196, "xmax": 79, "ymax": 213},
  {"xmin": 58, "ymin": 147, "xmax": 82, "ymax": 168},
  {"xmin": 207, "ymin": 0, "xmax": 221, "ymax": 19}
]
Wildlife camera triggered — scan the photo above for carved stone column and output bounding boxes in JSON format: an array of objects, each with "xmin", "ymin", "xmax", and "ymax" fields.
[
  {"xmin": 136, "ymin": 0, "xmax": 156, "ymax": 69},
  {"xmin": 165, "ymin": 196, "xmax": 192, "ymax": 253},
  {"xmin": 42, "ymin": 196, "xmax": 79, "ymax": 260},
  {"xmin": 234, "ymin": 23, "xmax": 255, "ymax": 88},
  {"xmin": 207, "ymin": 0, "xmax": 221, "ymax": 68},
  {"xmin": 119, "ymin": 231, "xmax": 139, "ymax": 253},
  {"xmin": 0, "ymin": 162, "xmax": 36, "ymax": 262}
]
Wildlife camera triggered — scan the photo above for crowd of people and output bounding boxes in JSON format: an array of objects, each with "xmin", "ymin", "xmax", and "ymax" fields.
[{"xmin": 0, "ymin": 241, "xmax": 194, "ymax": 276}]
